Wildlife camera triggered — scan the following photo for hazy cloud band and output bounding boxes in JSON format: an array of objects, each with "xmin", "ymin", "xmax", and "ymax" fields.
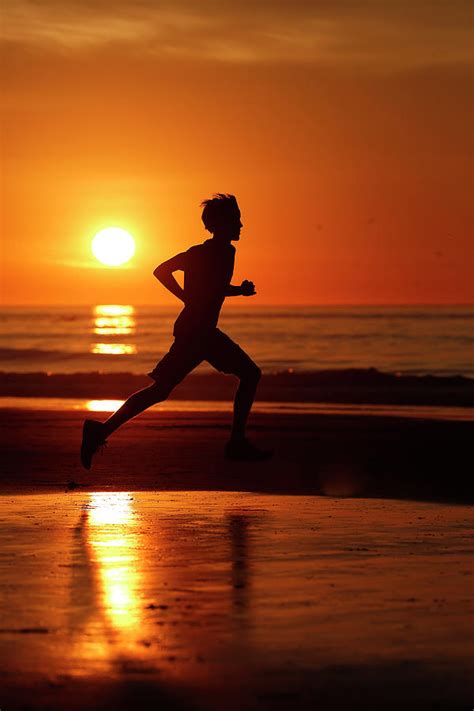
[{"xmin": 2, "ymin": 0, "xmax": 472, "ymax": 69}]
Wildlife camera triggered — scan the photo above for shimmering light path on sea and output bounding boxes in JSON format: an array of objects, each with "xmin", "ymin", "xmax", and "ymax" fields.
[{"xmin": 0, "ymin": 492, "xmax": 472, "ymax": 709}]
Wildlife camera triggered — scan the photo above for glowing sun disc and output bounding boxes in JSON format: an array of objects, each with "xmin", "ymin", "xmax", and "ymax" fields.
[{"xmin": 92, "ymin": 227, "xmax": 135, "ymax": 266}]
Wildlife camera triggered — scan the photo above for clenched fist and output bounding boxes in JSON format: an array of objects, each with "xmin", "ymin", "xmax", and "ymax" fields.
[{"xmin": 240, "ymin": 280, "xmax": 256, "ymax": 296}]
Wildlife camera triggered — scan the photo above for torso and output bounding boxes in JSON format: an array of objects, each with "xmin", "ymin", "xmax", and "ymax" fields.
[{"xmin": 173, "ymin": 239, "xmax": 235, "ymax": 339}]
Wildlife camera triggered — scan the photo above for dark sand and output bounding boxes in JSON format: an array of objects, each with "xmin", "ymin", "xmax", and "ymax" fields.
[
  {"xmin": 0, "ymin": 408, "xmax": 472, "ymax": 501},
  {"xmin": 1, "ymin": 408, "xmax": 473, "ymax": 709}
]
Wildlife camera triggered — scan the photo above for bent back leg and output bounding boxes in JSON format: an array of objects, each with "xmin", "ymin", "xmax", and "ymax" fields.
[{"xmin": 103, "ymin": 381, "xmax": 175, "ymax": 437}]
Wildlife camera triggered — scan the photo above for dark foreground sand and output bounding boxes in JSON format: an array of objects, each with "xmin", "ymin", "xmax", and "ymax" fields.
[
  {"xmin": 0, "ymin": 408, "xmax": 473, "ymax": 710},
  {"xmin": 0, "ymin": 408, "xmax": 472, "ymax": 501}
]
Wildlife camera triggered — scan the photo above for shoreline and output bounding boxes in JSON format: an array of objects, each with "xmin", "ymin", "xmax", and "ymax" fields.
[
  {"xmin": 0, "ymin": 396, "xmax": 472, "ymax": 422},
  {"xmin": 1, "ymin": 368, "xmax": 473, "ymax": 407}
]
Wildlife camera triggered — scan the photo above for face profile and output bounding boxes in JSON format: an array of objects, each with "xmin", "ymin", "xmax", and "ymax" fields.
[
  {"xmin": 221, "ymin": 209, "xmax": 243, "ymax": 242},
  {"xmin": 200, "ymin": 193, "xmax": 242, "ymax": 241}
]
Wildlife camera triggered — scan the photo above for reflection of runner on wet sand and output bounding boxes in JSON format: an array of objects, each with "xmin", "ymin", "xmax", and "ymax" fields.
[
  {"xmin": 66, "ymin": 510, "xmax": 100, "ymax": 637},
  {"xmin": 228, "ymin": 515, "xmax": 251, "ymax": 614},
  {"xmin": 81, "ymin": 194, "xmax": 272, "ymax": 470}
]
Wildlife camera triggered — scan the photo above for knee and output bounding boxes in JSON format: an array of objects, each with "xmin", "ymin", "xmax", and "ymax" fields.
[{"xmin": 240, "ymin": 363, "xmax": 262, "ymax": 385}]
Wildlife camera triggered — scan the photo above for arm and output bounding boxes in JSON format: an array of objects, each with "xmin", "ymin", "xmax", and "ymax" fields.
[
  {"xmin": 225, "ymin": 280, "xmax": 256, "ymax": 297},
  {"xmin": 153, "ymin": 253, "xmax": 187, "ymax": 303}
]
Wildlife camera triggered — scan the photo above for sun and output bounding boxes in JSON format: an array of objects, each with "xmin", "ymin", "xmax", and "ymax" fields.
[{"xmin": 92, "ymin": 227, "xmax": 136, "ymax": 267}]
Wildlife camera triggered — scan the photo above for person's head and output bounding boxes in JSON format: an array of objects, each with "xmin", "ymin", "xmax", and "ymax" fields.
[{"xmin": 201, "ymin": 193, "xmax": 242, "ymax": 241}]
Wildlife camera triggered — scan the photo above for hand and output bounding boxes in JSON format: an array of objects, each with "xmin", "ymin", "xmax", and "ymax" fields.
[{"xmin": 240, "ymin": 280, "xmax": 256, "ymax": 296}]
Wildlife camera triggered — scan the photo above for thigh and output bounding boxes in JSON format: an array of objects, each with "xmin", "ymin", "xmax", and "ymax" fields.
[
  {"xmin": 205, "ymin": 329, "xmax": 258, "ymax": 378},
  {"xmin": 152, "ymin": 338, "xmax": 204, "ymax": 388}
]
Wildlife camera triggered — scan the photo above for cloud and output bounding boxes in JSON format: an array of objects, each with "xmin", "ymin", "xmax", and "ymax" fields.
[
  {"xmin": 51, "ymin": 258, "xmax": 136, "ymax": 270},
  {"xmin": 1, "ymin": 0, "xmax": 472, "ymax": 70}
]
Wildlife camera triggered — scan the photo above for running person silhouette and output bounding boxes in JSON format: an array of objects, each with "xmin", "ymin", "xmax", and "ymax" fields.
[{"xmin": 81, "ymin": 194, "xmax": 272, "ymax": 469}]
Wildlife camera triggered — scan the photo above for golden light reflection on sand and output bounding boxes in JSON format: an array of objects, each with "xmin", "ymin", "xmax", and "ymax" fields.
[
  {"xmin": 90, "ymin": 304, "xmax": 137, "ymax": 356},
  {"xmin": 87, "ymin": 493, "xmax": 143, "ymax": 633},
  {"xmin": 86, "ymin": 399, "xmax": 125, "ymax": 412},
  {"xmin": 88, "ymin": 493, "xmax": 133, "ymax": 525}
]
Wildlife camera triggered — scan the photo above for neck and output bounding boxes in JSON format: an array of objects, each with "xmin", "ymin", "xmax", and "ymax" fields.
[{"xmin": 210, "ymin": 234, "xmax": 231, "ymax": 244}]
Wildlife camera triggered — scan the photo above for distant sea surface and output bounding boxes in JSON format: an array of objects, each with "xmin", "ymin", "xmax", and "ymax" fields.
[{"xmin": 1, "ymin": 305, "xmax": 473, "ymax": 377}]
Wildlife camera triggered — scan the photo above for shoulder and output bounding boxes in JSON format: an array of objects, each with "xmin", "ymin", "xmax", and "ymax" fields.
[
  {"xmin": 182, "ymin": 243, "xmax": 210, "ymax": 268},
  {"xmin": 185, "ymin": 243, "xmax": 205, "ymax": 259}
]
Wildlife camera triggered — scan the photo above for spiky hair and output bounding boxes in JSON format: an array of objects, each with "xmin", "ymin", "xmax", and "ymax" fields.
[{"xmin": 200, "ymin": 193, "xmax": 239, "ymax": 233}]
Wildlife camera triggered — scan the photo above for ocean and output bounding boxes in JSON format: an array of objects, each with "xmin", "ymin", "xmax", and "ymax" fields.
[{"xmin": 1, "ymin": 304, "xmax": 473, "ymax": 377}]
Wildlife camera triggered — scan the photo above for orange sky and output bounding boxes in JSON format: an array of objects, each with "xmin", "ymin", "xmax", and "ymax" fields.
[{"xmin": 1, "ymin": 1, "xmax": 473, "ymax": 305}]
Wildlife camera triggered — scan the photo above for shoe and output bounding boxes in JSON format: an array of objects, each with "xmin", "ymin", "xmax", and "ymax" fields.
[
  {"xmin": 225, "ymin": 438, "xmax": 273, "ymax": 462},
  {"xmin": 80, "ymin": 419, "xmax": 107, "ymax": 470}
]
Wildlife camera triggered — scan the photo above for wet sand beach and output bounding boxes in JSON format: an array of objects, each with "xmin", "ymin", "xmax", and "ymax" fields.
[
  {"xmin": 1, "ymin": 407, "xmax": 473, "ymax": 709},
  {"xmin": 0, "ymin": 491, "xmax": 473, "ymax": 710}
]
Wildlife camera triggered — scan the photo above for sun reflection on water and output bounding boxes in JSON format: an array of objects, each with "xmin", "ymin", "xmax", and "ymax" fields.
[
  {"xmin": 91, "ymin": 343, "xmax": 137, "ymax": 355},
  {"xmin": 94, "ymin": 320, "xmax": 134, "ymax": 336},
  {"xmin": 90, "ymin": 304, "xmax": 137, "ymax": 356},
  {"xmin": 95, "ymin": 305, "xmax": 134, "ymax": 317}
]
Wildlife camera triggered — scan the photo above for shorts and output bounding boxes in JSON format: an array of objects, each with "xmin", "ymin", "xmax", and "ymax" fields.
[{"xmin": 149, "ymin": 328, "xmax": 258, "ymax": 389}]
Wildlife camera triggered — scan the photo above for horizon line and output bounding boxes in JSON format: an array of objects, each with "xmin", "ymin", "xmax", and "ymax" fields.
[{"xmin": 2, "ymin": 302, "xmax": 473, "ymax": 308}]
